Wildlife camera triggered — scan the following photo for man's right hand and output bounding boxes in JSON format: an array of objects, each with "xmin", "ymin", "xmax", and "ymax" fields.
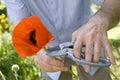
[{"xmin": 35, "ymin": 49, "xmax": 68, "ymax": 72}]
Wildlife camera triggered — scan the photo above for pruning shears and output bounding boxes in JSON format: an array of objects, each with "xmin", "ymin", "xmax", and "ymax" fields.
[{"xmin": 46, "ymin": 42, "xmax": 111, "ymax": 67}]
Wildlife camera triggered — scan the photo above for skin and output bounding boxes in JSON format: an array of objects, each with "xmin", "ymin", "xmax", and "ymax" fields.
[
  {"xmin": 72, "ymin": 0, "xmax": 120, "ymax": 72},
  {"xmin": 35, "ymin": 49, "xmax": 68, "ymax": 72},
  {"xmin": 35, "ymin": 0, "xmax": 120, "ymax": 72}
]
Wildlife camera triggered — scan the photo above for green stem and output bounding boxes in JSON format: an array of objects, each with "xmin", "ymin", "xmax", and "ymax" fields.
[
  {"xmin": 68, "ymin": 69, "xmax": 79, "ymax": 80},
  {"xmin": 14, "ymin": 72, "xmax": 18, "ymax": 80},
  {"xmin": 0, "ymin": 70, "xmax": 6, "ymax": 80}
]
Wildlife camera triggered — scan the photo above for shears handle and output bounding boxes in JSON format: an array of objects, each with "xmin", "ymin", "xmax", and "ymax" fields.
[{"xmin": 65, "ymin": 48, "xmax": 111, "ymax": 67}]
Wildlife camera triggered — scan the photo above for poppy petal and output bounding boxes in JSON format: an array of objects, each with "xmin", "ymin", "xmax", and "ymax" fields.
[{"xmin": 12, "ymin": 16, "xmax": 54, "ymax": 57}]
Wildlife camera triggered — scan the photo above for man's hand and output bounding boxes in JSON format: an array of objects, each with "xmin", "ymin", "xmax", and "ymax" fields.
[
  {"xmin": 35, "ymin": 49, "xmax": 68, "ymax": 72},
  {"xmin": 72, "ymin": 15, "xmax": 116, "ymax": 72},
  {"xmin": 72, "ymin": 0, "xmax": 120, "ymax": 72}
]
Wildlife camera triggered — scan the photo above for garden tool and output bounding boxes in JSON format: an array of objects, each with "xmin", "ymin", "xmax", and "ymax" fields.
[{"xmin": 46, "ymin": 42, "xmax": 111, "ymax": 75}]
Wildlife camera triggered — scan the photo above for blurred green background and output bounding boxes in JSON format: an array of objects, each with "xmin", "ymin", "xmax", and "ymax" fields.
[
  {"xmin": 0, "ymin": 1, "xmax": 120, "ymax": 80},
  {"xmin": 0, "ymin": 1, "xmax": 40, "ymax": 80}
]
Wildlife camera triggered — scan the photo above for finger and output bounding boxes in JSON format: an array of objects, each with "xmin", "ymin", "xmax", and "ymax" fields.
[
  {"xmin": 35, "ymin": 50, "xmax": 67, "ymax": 71},
  {"xmin": 45, "ymin": 57, "xmax": 65, "ymax": 67},
  {"xmin": 72, "ymin": 35, "xmax": 76, "ymax": 42},
  {"xmin": 102, "ymin": 37, "xmax": 116, "ymax": 65},
  {"xmin": 38, "ymin": 61, "xmax": 68, "ymax": 72},
  {"xmin": 84, "ymin": 40, "xmax": 93, "ymax": 72},
  {"xmin": 93, "ymin": 38, "xmax": 101, "ymax": 63},
  {"xmin": 73, "ymin": 39, "xmax": 83, "ymax": 59},
  {"xmin": 35, "ymin": 55, "xmax": 68, "ymax": 72},
  {"xmin": 39, "ymin": 61, "xmax": 68, "ymax": 72},
  {"xmin": 72, "ymin": 31, "xmax": 78, "ymax": 42},
  {"xmin": 37, "ymin": 50, "xmax": 65, "ymax": 67}
]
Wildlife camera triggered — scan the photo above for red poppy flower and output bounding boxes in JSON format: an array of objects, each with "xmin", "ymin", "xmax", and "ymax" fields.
[{"xmin": 12, "ymin": 16, "xmax": 54, "ymax": 58}]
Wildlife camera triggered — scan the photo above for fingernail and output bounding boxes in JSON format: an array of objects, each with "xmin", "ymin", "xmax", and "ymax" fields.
[
  {"xmin": 112, "ymin": 60, "xmax": 116, "ymax": 65},
  {"xmin": 84, "ymin": 65, "xmax": 91, "ymax": 72},
  {"xmin": 111, "ymin": 58, "xmax": 116, "ymax": 65}
]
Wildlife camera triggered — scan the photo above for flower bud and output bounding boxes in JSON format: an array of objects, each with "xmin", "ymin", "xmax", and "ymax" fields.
[{"xmin": 12, "ymin": 64, "xmax": 19, "ymax": 72}]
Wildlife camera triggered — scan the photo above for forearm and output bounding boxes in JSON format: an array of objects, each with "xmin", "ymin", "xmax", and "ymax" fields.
[{"xmin": 89, "ymin": 0, "xmax": 120, "ymax": 31}]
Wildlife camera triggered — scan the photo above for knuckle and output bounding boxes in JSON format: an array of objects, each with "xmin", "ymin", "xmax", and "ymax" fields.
[
  {"xmin": 72, "ymin": 32, "xmax": 76, "ymax": 37},
  {"xmin": 88, "ymin": 32, "xmax": 94, "ymax": 40}
]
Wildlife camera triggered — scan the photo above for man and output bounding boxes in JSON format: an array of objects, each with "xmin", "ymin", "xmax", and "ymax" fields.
[{"xmin": 4, "ymin": 0, "xmax": 120, "ymax": 80}]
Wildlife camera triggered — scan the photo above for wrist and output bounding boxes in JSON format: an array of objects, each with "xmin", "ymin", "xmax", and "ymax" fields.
[{"xmin": 88, "ymin": 13, "xmax": 110, "ymax": 31}]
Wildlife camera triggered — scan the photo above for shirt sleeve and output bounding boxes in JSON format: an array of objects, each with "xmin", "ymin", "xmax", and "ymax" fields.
[
  {"xmin": 4, "ymin": 0, "xmax": 31, "ymax": 23},
  {"xmin": 92, "ymin": 0, "xmax": 104, "ymax": 6}
]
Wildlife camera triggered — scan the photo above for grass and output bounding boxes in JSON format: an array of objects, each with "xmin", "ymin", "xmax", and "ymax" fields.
[{"xmin": 108, "ymin": 25, "xmax": 120, "ymax": 80}]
